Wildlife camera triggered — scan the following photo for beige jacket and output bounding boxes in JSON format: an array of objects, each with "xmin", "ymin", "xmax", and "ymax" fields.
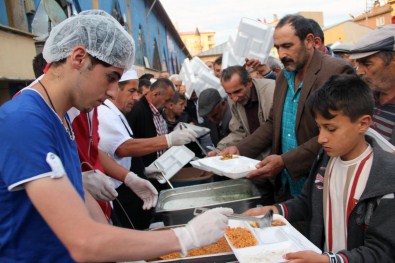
[{"xmin": 216, "ymin": 78, "xmax": 275, "ymax": 159}]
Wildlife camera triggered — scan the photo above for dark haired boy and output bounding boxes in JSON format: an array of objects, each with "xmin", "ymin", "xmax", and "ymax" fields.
[{"xmin": 245, "ymin": 74, "xmax": 395, "ymax": 262}]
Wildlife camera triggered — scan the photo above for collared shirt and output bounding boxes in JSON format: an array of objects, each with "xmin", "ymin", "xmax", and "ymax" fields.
[
  {"xmin": 244, "ymin": 85, "xmax": 260, "ymax": 134},
  {"xmin": 98, "ymin": 100, "xmax": 133, "ymax": 188},
  {"xmin": 281, "ymin": 69, "xmax": 306, "ymax": 197},
  {"xmin": 149, "ymin": 102, "xmax": 168, "ymax": 157},
  {"xmin": 372, "ymin": 91, "xmax": 395, "ymax": 142}
]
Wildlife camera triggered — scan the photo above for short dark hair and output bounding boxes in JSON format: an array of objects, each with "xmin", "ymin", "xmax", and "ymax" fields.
[
  {"xmin": 308, "ymin": 19, "xmax": 325, "ymax": 43},
  {"xmin": 307, "ymin": 74, "xmax": 374, "ymax": 122},
  {"xmin": 138, "ymin": 78, "xmax": 151, "ymax": 93},
  {"xmin": 47, "ymin": 54, "xmax": 110, "ymax": 70},
  {"xmin": 89, "ymin": 55, "xmax": 111, "ymax": 68},
  {"xmin": 214, "ymin": 55, "xmax": 222, "ymax": 66},
  {"xmin": 169, "ymin": 91, "xmax": 186, "ymax": 104},
  {"xmin": 276, "ymin": 15, "xmax": 314, "ymax": 42},
  {"xmin": 139, "ymin": 73, "xmax": 154, "ymax": 80},
  {"xmin": 150, "ymin": 78, "xmax": 174, "ymax": 93},
  {"xmin": 32, "ymin": 53, "xmax": 46, "ymax": 78},
  {"xmin": 221, "ymin": 65, "xmax": 251, "ymax": 86}
]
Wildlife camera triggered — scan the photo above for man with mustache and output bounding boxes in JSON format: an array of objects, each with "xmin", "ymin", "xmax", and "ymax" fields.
[
  {"xmin": 350, "ymin": 25, "xmax": 395, "ymax": 145},
  {"xmin": 222, "ymin": 14, "xmax": 355, "ymax": 202}
]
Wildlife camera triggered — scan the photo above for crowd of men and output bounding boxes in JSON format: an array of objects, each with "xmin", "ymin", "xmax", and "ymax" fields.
[{"xmin": 0, "ymin": 9, "xmax": 395, "ymax": 263}]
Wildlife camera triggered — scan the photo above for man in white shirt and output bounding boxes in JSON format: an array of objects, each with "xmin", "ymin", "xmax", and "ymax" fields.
[{"xmin": 98, "ymin": 69, "xmax": 197, "ymax": 229}]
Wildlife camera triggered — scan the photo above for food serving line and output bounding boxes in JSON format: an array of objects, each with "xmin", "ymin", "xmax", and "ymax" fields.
[{"xmin": 126, "ymin": 143, "xmax": 318, "ymax": 263}]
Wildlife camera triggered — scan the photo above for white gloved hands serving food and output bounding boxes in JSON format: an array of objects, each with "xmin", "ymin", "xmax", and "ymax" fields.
[
  {"xmin": 172, "ymin": 207, "xmax": 233, "ymax": 256},
  {"xmin": 124, "ymin": 172, "xmax": 158, "ymax": 210},
  {"xmin": 165, "ymin": 129, "xmax": 198, "ymax": 147},
  {"xmin": 82, "ymin": 170, "xmax": 118, "ymax": 201}
]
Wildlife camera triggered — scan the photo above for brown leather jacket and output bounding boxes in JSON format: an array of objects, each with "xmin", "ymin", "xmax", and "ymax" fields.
[{"xmin": 236, "ymin": 49, "xmax": 355, "ymax": 181}]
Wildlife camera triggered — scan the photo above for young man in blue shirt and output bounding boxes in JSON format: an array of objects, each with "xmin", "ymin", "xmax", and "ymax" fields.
[{"xmin": 0, "ymin": 11, "xmax": 232, "ymax": 262}]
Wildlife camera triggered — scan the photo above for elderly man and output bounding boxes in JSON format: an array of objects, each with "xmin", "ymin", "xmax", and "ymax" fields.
[
  {"xmin": 159, "ymin": 71, "xmax": 170, "ymax": 78},
  {"xmin": 0, "ymin": 10, "xmax": 231, "ymax": 262},
  {"xmin": 198, "ymin": 88, "xmax": 232, "ymax": 146},
  {"xmin": 203, "ymin": 66, "xmax": 275, "ymax": 159},
  {"xmin": 223, "ymin": 15, "xmax": 355, "ymax": 201},
  {"xmin": 350, "ymin": 25, "xmax": 395, "ymax": 144}
]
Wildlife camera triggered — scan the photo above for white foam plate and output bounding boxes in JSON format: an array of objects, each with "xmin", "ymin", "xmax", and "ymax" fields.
[
  {"xmin": 194, "ymin": 155, "xmax": 260, "ymax": 179},
  {"xmin": 224, "ymin": 215, "xmax": 321, "ymax": 263},
  {"xmin": 234, "ymin": 241, "xmax": 297, "ymax": 263},
  {"xmin": 148, "ymin": 146, "xmax": 195, "ymax": 184}
]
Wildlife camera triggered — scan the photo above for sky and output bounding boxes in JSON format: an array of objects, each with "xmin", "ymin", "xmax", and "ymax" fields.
[{"xmin": 160, "ymin": 0, "xmax": 369, "ymax": 44}]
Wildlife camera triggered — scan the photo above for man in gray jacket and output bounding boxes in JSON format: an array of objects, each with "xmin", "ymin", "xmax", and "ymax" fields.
[{"xmin": 203, "ymin": 66, "xmax": 275, "ymax": 158}]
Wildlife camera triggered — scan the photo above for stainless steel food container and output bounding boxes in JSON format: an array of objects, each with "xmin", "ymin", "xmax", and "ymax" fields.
[
  {"xmin": 146, "ymin": 225, "xmax": 237, "ymax": 263},
  {"xmin": 147, "ymin": 252, "xmax": 237, "ymax": 263},
  {"xmin": 155, "ymin": 179, "xmax": 261, "ymax": 226}
]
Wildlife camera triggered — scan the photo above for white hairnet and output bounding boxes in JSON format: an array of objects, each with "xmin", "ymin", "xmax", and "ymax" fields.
[{"xmin": 43, "ymin": 10, "xmax": 135, "ymax": 70}]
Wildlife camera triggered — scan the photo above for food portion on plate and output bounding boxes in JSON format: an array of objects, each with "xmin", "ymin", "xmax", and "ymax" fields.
[
  {"xmin": 152, "ymin": 236, "xmax": 231, "ymax": 261},
  {"xmin": 249, "ymin": 218, "xmax": 286, "ymax": 228},
  {"xmin": 220, "ymin": 154, "xmax": 238, "ymax": 160},
  {"xmin": 226, "ymin": 226, "xmax": 257, "ymax": 248},
  {"xmin": 271, "ymin": 219, "xmax": 286, "ymax": 227}
]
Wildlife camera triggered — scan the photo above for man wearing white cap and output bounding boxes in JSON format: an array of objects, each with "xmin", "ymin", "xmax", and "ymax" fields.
[
  {"xmin": 350, "ymin": 24, "xmax": 395, "ymax": 144},
  {"xmin": 97, "ymin": 68, "xmax": 198, "ymax": 229},
  {"xmin": 0, "ymin": 11, "xmax": 232, "ymax": 262}
]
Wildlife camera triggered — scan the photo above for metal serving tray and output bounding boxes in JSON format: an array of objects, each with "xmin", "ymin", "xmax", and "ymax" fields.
[
  {"xmin": 155, "ymin": 179, "xmax": 261, "ymax": 226},
  {"xmin": 147, "ymin": 252, "xmax": 237, "ymax": 263},
  {"xmin": 146, "ymin": 225, "xmax": 237, "ymax": 263}
]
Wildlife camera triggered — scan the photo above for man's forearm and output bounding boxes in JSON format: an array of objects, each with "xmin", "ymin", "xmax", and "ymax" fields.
[
  {"xmin": 99, "ymin": 150, "xmax": 128, "ymax": 182},
  {"xmin": 115, "ymin": 136, "xmax": 168, "ymax": 157}
]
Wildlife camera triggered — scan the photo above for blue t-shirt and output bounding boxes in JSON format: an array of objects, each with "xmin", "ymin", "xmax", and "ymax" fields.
[{"xmin": 0, "ymin": 89, "xmax": 83, "ymax": 262}]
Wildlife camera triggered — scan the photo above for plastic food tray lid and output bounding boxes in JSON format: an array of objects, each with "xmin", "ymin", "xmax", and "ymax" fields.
[
  {"xmin": 226, "ymin": 215, "xmax": 321, "ymax": 263},
  {"xmin": 148, "ymin": 146, "xmax": 195, "ymax": 184},
  {"xmin": 193, "ymin": 155, "xmax": 260, "ymax": 179}
]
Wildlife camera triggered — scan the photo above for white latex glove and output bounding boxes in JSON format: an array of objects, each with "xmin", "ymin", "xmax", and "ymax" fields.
[
  {"xmin": 165, "ymin": 129, "xmax": 198, "ymax": 147},
  {"xmin": 144, "ymin": 166, "xmax": 163, "ymax": 180},
  {"xmin": 82, "ymin": 170, "xmax": 118, "ymax": 201},
  {"xmin": 172, "ymin": 207, "xmax": 233, "ymax": 256},
  {"xmin": 124, "ymin": 172, "xmax": 158, "ymax": 210}
]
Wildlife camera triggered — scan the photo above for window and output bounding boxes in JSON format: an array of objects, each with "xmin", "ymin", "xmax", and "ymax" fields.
[
  {"xmin": 152, "ymin": 39, "xmax": 162, "ymax": 70},
  {"xmin": 136, "ymin": 24, "xmax": 148, "ymax": 66},
  {"xmin": 376, "ymin": 17, "xmax": 385, "ymax": 26}
]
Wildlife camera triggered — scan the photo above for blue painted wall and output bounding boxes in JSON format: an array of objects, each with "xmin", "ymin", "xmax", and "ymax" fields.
[
  {"xmin": 82, "ymin": 0, "xmax": 187, "ymax": 73},
  {"xmin": 0, "ymin": 0, "xmax": 187, "ymax": 73},
  {"xmin": 0, "ymin": 0, "xmax": 9, "ymax": 26}
]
